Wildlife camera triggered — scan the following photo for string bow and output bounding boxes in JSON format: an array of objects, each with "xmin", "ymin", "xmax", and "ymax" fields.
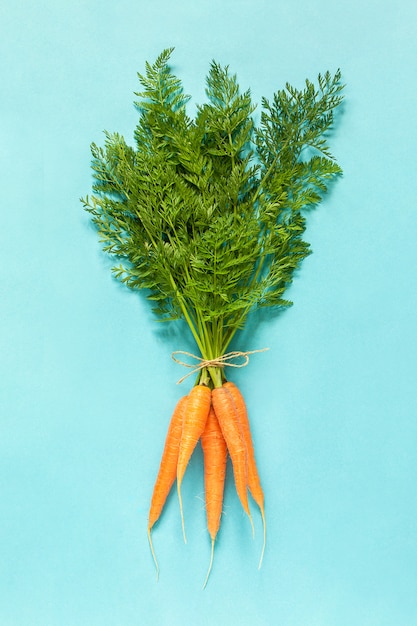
[{"xmin": 171, "ymin": 348, "xmax": 269, "ymax": 384}]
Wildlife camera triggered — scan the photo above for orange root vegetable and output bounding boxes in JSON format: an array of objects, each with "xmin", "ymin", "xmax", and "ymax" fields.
[
  {"xmin": 177, "ymin": 384, "xmax": 211, "ymax": 541},
  {"xmin": 201, "ymin": 405, "xmax": 227, "ymax": 587},
  {"xmin": 211, "ymin": 386, "xmax": 252, "ymax": 530},
  {"xmin": 147, "ymin": 394, "xmax": 188, "ymax": 577},
  {"xmin": 224, "ymin": 381, "xmax": 266, "ymax": 568}
]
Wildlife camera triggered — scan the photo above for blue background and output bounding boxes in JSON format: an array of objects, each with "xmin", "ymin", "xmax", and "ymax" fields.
[{"xmin": 1, "ymin": 1, "xmax": 417, "ymax": 624}]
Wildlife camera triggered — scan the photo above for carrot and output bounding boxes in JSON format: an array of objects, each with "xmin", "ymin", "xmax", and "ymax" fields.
[
  {"xmin": 177, "ymin": 384, "xmax": 211, "ymax": 541},
  {"xmin": 201, "ymin": 405, "xmax": 227, "ymax": 587},
  {"xmin": 211, "ymin": 386, "xmax": 253, "ymax": 531},
  {"xmin": 224, "ymin": 381, "xmax": 266, "ymax": 568},
  {"xmin": 147, "ymin": 394, "xmax": 187, "ymax": 577}
]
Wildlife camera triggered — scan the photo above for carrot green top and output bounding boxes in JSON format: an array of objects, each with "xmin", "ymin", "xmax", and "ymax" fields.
[{"xmin": 82, "ymin": 48, "xmax": 343, "ymax": 387}]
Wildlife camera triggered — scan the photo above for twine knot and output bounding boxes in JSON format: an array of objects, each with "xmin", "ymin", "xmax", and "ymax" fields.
[{"xmin": 171, "ymin": 348, "xmax": 269, "ymax": 384}]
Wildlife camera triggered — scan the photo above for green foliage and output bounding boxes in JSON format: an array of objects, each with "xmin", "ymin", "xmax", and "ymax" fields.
[{"xmin": 82, "ymin": 49, "xmax": 344, "ymax": 363}]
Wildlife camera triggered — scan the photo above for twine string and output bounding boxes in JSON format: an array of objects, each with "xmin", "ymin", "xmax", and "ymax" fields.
[{"xmin": 171, "ymin": 348, "xmax": 269, "ymax": 384}]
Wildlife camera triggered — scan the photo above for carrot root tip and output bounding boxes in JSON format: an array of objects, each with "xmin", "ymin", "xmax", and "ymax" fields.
[
  {"xmin": 177, "ymin": 482, "xmax": 187, "ymax": 544},
  {"xmin": 147, "ymin": 527, "xmax": 160, "ymax": 581},
  {"xmin": 202, "ymin": 538, "xmax": 215, "ymax": 589},
  {"xmin": 249, "ymin": 512, "xmax": 255, "ymax": 538},
  {"xmin": 258, "ymin": 508, "xmax": 266, "ymax": 570}
]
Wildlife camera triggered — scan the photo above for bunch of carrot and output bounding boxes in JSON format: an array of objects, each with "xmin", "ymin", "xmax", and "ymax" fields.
[
  {"xmin": 83, "ymin": 49, "xmax": 343, "ymax": 587},
  {"xmin": 148, "ymin": 376, "xmax": 265, "ymax": 586}
]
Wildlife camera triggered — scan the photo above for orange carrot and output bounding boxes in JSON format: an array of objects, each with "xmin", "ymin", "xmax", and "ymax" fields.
[
  {"xmin": 177, "ymin": 384, "xmax": 211, "ymax": 541},
  {"xmin": 211, "ymin": 386, "xmax": 252, "ymax": 530},
  {"xmin": 201, "ymin": 405, "xmax": 227, "ymax": 587},
  {"xmin": 147, "ymin": 394, "xmax": 187, "ymax": 576},
  {"xmin": 224, "ymin": 381, "xmax": 266, "ymax": 568},
  {"xmin": 148, "ymin": 394, "xmax": 188, "ymax": 529}
]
